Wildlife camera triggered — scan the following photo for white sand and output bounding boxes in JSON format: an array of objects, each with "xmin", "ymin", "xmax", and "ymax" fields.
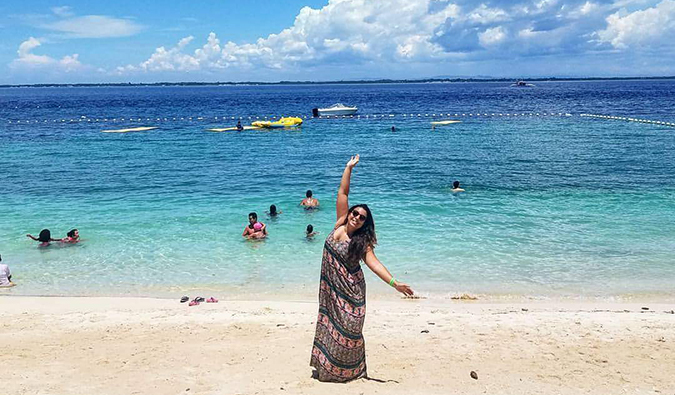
[{"xmin": 2, "ymin": 296, "xmax": 674, "ymax": 395}]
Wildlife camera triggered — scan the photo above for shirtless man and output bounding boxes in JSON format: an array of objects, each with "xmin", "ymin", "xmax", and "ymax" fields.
[
  {"xmin": 300, "ymin": 190, "xmax": 320, "ymax": 209},
  {"xmin": 242, "ymin": 212, "xmax": 267, "ymax": 239},
  {"xmin": 451, "ymin": 180, "xmax": 465, "ymax": 193}
]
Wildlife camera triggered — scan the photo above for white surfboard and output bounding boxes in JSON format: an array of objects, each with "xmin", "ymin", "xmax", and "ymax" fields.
[
  {"xmin": 102, "ymin": 126, "xmax": 158, "ymax": 133},
  {"xmin": 431, "ymin": 120, "xmax": 462, "ymax": 126}
]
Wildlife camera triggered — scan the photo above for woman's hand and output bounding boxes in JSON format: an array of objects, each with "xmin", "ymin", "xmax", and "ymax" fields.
[
  {"xmin": 346, "ymin": 154, "xmax": 360, "ymax": 169},
  {"xmin": 394, "ymin": 281, "xmax": 414, "ymax": 296}
]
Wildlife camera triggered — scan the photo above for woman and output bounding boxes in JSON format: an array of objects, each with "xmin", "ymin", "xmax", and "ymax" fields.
[
  {"xmin": 26, "ymin": 229, "xmax": 60, "ymax": 247},
  {"xmin": 310, "ymin": 155, "xmax": 414, "ymax": 382},
  {"xmin": 62, "ymin": 229, "xmax": 80, "ymax": 243}
]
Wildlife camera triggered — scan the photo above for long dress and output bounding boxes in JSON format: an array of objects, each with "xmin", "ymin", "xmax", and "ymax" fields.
[{"xmin": 310, "ymin": 228, "xmax": 367, "ymax": 382}]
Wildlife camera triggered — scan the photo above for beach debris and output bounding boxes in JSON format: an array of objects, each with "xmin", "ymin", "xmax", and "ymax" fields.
[
  {"xmin": 276, "ymin": 323, "xmax": 285, "ymax": 327},
  {"xmin": 521, "ymin": 308, "xmax": 529, "ymax": 312},
  {"xmin": 206, "ymin": 297, "xmax": 218, "ymax": 303},
  {"xmin": 641, "ymin": 307, "xmax": 649, "ymax": 311},
  {"xmin": 470, "ymin": 371, "xmax": 479, "ymax": 380},
  {"xmin": 421, "ymin": 329, "xmax": 430, "ymax": 333},
  {"xmin": 428, "ymin": 322, "xmax": 435, "ymax": 325},
  {"xmin": 657, "ymin": 337, "xmax": 666, "ymax": 342},
  {"xmin": 451, "ymin": 293, "xmax": 478, "ymax": 300},
  {"xmin": 667, "ymin": 310, "xmax": 674, "ymax": 314}
]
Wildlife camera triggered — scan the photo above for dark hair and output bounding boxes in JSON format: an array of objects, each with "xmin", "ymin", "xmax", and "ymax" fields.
[
  {"xmin": 67, "ymin": 229, "xmax": 78, "ymax": 238},
  {"xmin": 248, "ymin": 212, "xmax": 258, "ymax": 220},
  {"xmin": 306, "ymin": 190, "xmax": 313, "ymax": 198},
  {"xmin": 38, "ymin": 229, "xmax": 51, "ymax": 243},
  {"xmin": 342, "ymin": 204, "xmax": 377, "ymax": 263},
  {"xmin": 269, "ymin": 205, "xmax": 277, "ymax": 214},
  {"xmin": 453, "ymin": 180, "xmax": 460, "ymax": 188},
  {"xmin": 306, "ymin": 224, "xmax": 313, "ymax": 233}
]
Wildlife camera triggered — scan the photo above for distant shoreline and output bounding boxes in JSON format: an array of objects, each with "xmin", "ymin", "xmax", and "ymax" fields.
[{"xmin": 2, "ymin": 76, "xmax": 674, "ymax": 88}]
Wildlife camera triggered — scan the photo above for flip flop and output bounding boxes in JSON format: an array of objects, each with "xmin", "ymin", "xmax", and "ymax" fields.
[
  {"xmin": 189, "ymin": 300, "xmax": 200, "ymax": 307},
  {"xmin": 180, "ymin": 296, "xmax": 189, "ymax": 303},
  {"xmin": 194, "ymin": 296, "xmax": 205, "ymax": 303},
  {"xmin": 206, "ymin": 297, "xmax": 218, "ymax": 303}
]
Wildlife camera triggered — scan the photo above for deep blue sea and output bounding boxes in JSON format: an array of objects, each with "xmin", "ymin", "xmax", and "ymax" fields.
[{"xmin": 1, "ymin": 81, "xmax": 674, "ymax": 299}]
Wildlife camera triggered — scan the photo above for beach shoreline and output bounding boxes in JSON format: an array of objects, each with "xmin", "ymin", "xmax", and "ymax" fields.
[{"xmin": 2, "ymin": 296, "xmax": 674, "ymax": 395}]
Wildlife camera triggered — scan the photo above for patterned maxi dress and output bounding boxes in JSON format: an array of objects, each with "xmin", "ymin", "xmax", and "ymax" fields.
[{"xmin": 310, "ymin": 228, "xmax": 367, "ymax": 382}]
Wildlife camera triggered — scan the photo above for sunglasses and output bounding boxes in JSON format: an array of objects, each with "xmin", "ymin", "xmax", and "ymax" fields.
[{"xmin": 351, "ymin": 211, "xmax": 367, "ymax": 221}]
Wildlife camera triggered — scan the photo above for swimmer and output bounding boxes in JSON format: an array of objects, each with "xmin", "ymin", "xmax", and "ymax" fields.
[
  {"xmin": 267, "ymin": 204, "xmax": 282, "ymax": 217},
  {"xmin": 236, "ymin": 120, "xmax": 244, "ymax": 131},
  {"xmin": 306, "ymin": 224, "xmax": 318, "ymax": 239},
  {"xmin": 391, "ymin": 126, "xmax": 396, "ymax": 132},
  {"xmin": 0, "ymin": 255, "xmax": 15, "ymax": 288},
  {"xmin": 26, "ymin": 229, "xmax": 61, "ymax": 247},
  {"xmin": 243, "ymin": 212, "xmax": 267, "ymax": 239},
  {"xmin": 61, "ymin": 229, "xmax": 80, "ymax": 244},
  {"xmin": 451, "ymin": 180, "xmax": 465, "ymax": 193},
  {"xmin": 301, "ymin": 190, "xmax": 320, "ymax": 209}
]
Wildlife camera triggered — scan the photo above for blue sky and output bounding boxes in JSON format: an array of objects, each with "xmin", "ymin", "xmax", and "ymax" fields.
[{"xmin": 2, "ymin": 0, "xmax": 674, "ymax": 84}]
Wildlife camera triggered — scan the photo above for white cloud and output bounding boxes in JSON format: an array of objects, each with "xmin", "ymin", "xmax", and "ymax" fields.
[
  {"xmin": 51, "ymin": 6, "xmax": 74, "ymax": 18},
  {"xmin": 10, "ymin": 37, "xmax": 82, "ymax": 71},
  {"xmin": 596, "ymin": 0, "xmax": 675, "ymax": 48},
  {"xmin": 42, "ymin": 15, "xmax": 144, "ymax": 38},
  {"xmin": 479, "ymin": 26, "xmax": 508, "ymax": 46}
]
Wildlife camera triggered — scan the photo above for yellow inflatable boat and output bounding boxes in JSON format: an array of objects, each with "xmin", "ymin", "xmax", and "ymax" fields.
[{"xmin": 252, "ymin": 117, "xmax": 303, "ymax": 129}]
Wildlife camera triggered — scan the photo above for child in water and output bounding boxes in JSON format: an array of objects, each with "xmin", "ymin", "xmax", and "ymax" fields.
[
  {"xmin": 62, "ymin": 229, "xmax": 80, "ymax": 243},
  {"xmin": 26, "ymin": 229, "xmax": 61, "ymax": 247},
  {"xmin": 306, "ymin": 224, "xmax": 317, "ymax": 239},
  {"xmin": 243, "ymin": 212, "xmax": 267, "ymax": 239}
]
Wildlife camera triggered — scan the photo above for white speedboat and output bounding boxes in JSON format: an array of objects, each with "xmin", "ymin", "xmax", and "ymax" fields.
[{"xmin": 312, "ymin": 103, "xmax": 358, "ymax": 117}]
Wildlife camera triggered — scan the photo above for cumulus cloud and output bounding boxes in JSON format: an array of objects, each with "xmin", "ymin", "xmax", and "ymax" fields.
[
  {"xmin": 112, "ymin": 0, "xmax": 674, "ymax": 77},
  {"xmin": 595, "ymin": 0, "xmax": 675, "ymax": 48},
  {"xmin": 10, "ymin": 37, "xmax": 82, "ymax": 71}
]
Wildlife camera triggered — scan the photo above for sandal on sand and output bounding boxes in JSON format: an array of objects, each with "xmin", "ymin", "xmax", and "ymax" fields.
[
  {"xmin": 206, "ymin": 297, "xmax": 218, "ymax": 303},
  {"xmin": 180, "ymin": 296, "xmax": 189, "ymax": 303},
  {"xmin": 189, "ymin": 299, "xmax": 200, "ymax": 306},
  {"xmin": 194, "ymin": 296, "xmax": 205, "ymax": 303}
]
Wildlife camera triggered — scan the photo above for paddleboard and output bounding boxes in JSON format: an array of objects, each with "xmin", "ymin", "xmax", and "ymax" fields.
[
  {"xmin": 207, "ymin": 126, "xmax": 262, "ymax": 132},
  {"xmin": 102, "ymin": 126, "xmax": 158, "ymax": 133},
  {"xmin": 431, "ymin": 120, "xmax": 462, "ymax": 126}
]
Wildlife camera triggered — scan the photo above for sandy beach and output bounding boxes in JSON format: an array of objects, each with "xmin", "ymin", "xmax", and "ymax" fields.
[{"xmin": 2, "ymin": 296, "xmax": 674, "ymax": 395}]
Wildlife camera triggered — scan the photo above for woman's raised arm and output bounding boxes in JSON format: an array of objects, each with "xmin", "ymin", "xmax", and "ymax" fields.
[{"xmin": 336, "ymin": 155, "xmax": 359, "ymax": 221}]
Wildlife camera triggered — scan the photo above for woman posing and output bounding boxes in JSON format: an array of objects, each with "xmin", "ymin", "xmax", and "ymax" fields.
[{"xmin": 310, "ymin": 155, "xmax": 414, "ymax": 382}]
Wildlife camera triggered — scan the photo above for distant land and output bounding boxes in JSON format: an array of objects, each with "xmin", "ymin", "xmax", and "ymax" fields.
[{"xmin": 1, "ymin": 76, "xmax": 674, "ymax": 88}]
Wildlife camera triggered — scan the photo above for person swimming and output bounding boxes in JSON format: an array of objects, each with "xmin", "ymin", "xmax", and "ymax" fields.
[
  {"xmin": 306, "ymin": 224, "xmax": 317, "ymax": 239},
  {"xmin": 26, "ymin": 229, "xmax": 60, "ymax": 247},
  {"xmin": 301, "ymin": 190, "xmax": 320, "ymax": 209},
  {"xmin": 451, "ymin": 180, "xmax": 465, "ymax": 193},
  {"xmin": 243, "ymin": 212, "xmax": 267, "ymax": 239},
  {"xmin": 267, "ymin": 204, "xmax": 282, "ymax": 217},
  {"xmin": 62, "ymin": 229, "xmax": 80, "ymax": 243},
  {"xmin": 236, "ymin": 120, "xmax": 244, "ymax": 131}
]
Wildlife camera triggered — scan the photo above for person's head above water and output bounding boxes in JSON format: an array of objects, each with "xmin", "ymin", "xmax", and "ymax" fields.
[
  {"xmin": 38, "ymin": 229, "xmax": 51, "ymax": 243},
  {"xmin": 453, "ymin": 180, "xmax": 460, "ymax": 189},
  {"xmin": 248, "ymin": 212, "xmax": 258, "ymax": 224},
  {"xmin": 269, "ymin": 205, "xmax": 277, "ymax": 215},
  {"xmin": 306, "ymin": 224, "xmax": 314, "ymax": 234},
  {"xmin": 342, "ymin": 204, "xmax": 377, "ymax": 263},
  {"xmin": 306, "ymin": 190, "xmax": 313, "ymax": 198},
  {"xmin": 67, "ymin": 229, "xmax": 79, "ymax": 239}
]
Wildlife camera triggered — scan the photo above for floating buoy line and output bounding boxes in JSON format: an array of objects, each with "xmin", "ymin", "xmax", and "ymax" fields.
[
  {"xmin": 4, "ymin": 112, "xmax": 673, "ymax": 128},
  {"xmin": 5, "ymin": 112, "xmax": 573, "ymax": 125},
  {"xmin": 580, "ymin": 113, "xmax": 675, "ymax": 127}
]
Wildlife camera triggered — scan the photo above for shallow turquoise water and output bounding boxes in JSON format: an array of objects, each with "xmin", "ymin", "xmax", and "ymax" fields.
[{"xmin": 1, "ymin": 82, "xmax": 674, "ymax": 298}]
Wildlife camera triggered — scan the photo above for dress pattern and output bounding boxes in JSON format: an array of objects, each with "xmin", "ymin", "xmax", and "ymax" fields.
[{"xmin": 310, "ymin": 228, "xmax": 367, "ymax": 382}]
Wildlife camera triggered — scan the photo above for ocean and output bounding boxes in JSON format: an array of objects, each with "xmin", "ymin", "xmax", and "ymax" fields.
[{"xmin": 1, "ymin": 80, "xmax": 674, "ymax": 299}]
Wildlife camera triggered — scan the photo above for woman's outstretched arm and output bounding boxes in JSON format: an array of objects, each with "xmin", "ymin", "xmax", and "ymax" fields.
[
  {"xmin": 363, "ymin": 248, "xmax": 414, "ymax": 296},
  {"xmin": 26, "ymin": 234, "xmax": 38, "ymax": 241},
  {"xmin": 336, "ymin": 155, "xmax": 359, "ymax": 221}
]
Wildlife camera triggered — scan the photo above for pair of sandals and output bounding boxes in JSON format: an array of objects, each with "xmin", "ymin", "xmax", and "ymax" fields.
[{"xmin": 180, "ymin": 296, "xmax": 218, "ymax": 306}]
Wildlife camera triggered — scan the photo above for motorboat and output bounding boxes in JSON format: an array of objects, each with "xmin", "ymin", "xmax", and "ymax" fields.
[
  {"xmin": 312, "ymin": 103, "xmax": 358, "ymax": 117},
  {"xmin": 511, "ymin": 80, "xmax": 535, "ymax": 87}
]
